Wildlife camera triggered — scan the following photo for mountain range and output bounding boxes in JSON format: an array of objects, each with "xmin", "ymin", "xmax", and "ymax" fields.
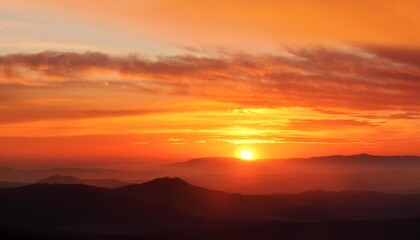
[
  {"xmin": 3, "ymin": 153, "xmax": 420, "ymax": 193},
  {"xmin": 1, "ymin": 177, "xmax": 420, "ymax": 239},
  {"xmin": 37, "ymin": 175, "xmax": 129, "ymax": 188},
  {"xmin": 173, "ymin": 153, "xmax": 420, "ymax": 167}
]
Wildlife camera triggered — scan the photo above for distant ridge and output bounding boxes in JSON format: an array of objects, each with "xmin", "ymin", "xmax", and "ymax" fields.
[
  {"xmin": 38, "ymin": 175, "xmax": 129, "ymax": 188},
  {"xmin": 38, "ymin": 175, "xmax": 81, "ymax": 184},
  {"xmin": 310, "ymin": 153, "xmax": 420, "ymax": 159},
  {"xmin": 170, "ymin": 157, "xmax": 241, "ymax": 167},
  {"xmin": 305, "ymin": 153, "xmax": 420, "ymax": 164},
  {"xmin": 0, "ymin": 181, "xmax": 27, "ymax": 189},
  {"xmin": 173, "ymin": 154, "xmax": 420, "ymax": 166},
  {"xmin": 0, "ymin": 167, "xmax": 144, "ymax": 183}
]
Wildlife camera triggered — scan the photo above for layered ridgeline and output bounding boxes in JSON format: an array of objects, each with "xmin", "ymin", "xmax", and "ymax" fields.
[
  {"xmin": 37, "ymin": 175, "xmax": 129, "ymax": 188},
  {"xmin": 2, "ymin": 154, "xmax": 420, "ymax": 193},
  {"xmin": 1, "ymin": 177, "xmax": 420, "ymax": 239},
  {"xmin": 167, "ymin": 154, "xmax": 420, "ymax": 193}
]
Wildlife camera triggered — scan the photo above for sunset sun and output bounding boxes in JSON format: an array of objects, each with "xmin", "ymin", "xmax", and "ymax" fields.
[{"xmin": 240, "ymin": 150, "xmax": 254, "ymax": 161}]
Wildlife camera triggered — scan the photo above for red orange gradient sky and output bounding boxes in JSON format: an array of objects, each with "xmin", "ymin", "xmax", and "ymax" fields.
[{"xmin": 0, "ymin": 0, "xmax": 420, "ymax": 163}]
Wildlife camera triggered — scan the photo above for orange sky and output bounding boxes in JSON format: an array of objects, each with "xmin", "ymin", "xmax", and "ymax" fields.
[{"xmin": 0, "ymin": 0, "xmax": 420, "ymax": 163}]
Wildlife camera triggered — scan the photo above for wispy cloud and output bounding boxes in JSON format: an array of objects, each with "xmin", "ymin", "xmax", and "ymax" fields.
[
  {"xmin": 286, "ymin": 119, "xmax": 377, "ymax": 130},
  {"xmin": 167, "ymin": 138, "xmax": 186, "ymax": 144},
  {"xmin": 1, "ymin": 45, "xmax": 420, "ymax": 111},
  {"xmin": 0, "ymin": 108, "xmax": 173, "ymax": 124}
]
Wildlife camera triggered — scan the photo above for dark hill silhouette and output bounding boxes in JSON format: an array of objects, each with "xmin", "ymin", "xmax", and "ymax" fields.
[
  {"xmin": 116, "ymin": 177, "xmax": 242, "ymax": 219},
  {"xmin": 2, "ymin": 218, "xmax": 420, "ymax": 240},
  {"xmin": 2, "ymin": 177, "xmax": 420, "ymax": 239},
  {"xmin": 2, "ymin": 177, "xmax": 420, "ymax": 223},
  {"xmin": 117, "ymin": 178, "xmax": 420, "ymax": 221},
  {"xmin": 0, "ymin": 181, "xmax": 27, "ymax": 188},
  {"xmin": 38, "ymin": 175, "xmax": 129, "ymax": 188},
  {"xmin": 0, "ymin": 183, "xmax": 202, "ymax": 233}
]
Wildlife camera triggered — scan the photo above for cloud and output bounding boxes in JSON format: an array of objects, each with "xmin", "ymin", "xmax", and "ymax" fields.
[
  {"xmin": 287, "ymin": 119, "xmax": 377, "ymax": 131},
  {"xmin": 213, "ymin": 138, "xmax": 282, "ymax": 145},
  {"xmin": 0, "ymin": 108, "xmax": 172, "ymax": 124},
  {"xmin": 167, "ymin": 138, "xmax": 186, "ymax": 144},
  {"xmin": 387, "ymin": 112, "xmax": 420, "ymax": 120},
  {"xmin": 361, "ymin": 45, "xmax": 420, "ymax": 68},
  {"xmin": 1, "ymin": 45, "xmax": 420, "ymax": 111}
]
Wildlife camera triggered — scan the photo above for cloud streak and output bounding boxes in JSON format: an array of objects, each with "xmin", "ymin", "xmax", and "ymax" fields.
[
  {"xmin": 0, "ymin": 108, "xmax": 173, "ymax": 124},
  {"xmin": 1, "ymin": 45, "xmax": 420, "ymax": 112}
]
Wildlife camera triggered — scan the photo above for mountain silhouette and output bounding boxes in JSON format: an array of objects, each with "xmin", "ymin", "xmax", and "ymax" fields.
[
  {"xmin": 38, "ymin": 175, "xmax": 129, "ymax": 188},
  {"xmin": 0, "ymin": 167, "xmax": 144, "ymax": 183},
  {"xmin": 119, "ymin": 178, "xmax": 420, "ymax": 221},
  {"xmin": 170, "ymin": 157, "xmax": 242, "ymax": 168},
  {"xmin": 302, "ymin": 153, "xmax": 420, "ymax": 165},
  {"xmin": 116, "ymin": 177, "xmax": 242, "ymax": 219},
  {"xmin": 163, "ymin": 154, "xmax": 420, "ymax": 193},
  {"xmin": 2, "ymin": 177, "xmax": 420, "ymax": 239},
  {"xmin": 3, "ymin": 154, "xmax": 420, "ymax": 194},
  {"xmin": 173, "ymin": 154, "xmax": 420, "ymax": 167},
  {"xmin": 0, "ymin": 181, "xmax": 27, "ymax": 188},
  {"xmin": 0, "ymin": 182, "xmax": 201, "ymax": 233}
]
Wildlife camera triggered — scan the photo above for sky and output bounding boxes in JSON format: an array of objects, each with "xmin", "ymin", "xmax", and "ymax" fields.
[{"xmin": 0, "ymin": 0, "xmax": 420, "ymax": 164}]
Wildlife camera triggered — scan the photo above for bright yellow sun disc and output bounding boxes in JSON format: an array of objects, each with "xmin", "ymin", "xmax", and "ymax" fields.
[{"xmin": 240, "ymin": 150, "xmax": 254, "ymax": 161}]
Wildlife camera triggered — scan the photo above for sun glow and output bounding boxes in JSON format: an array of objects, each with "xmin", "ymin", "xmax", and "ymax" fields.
[{"xmin": 240, "ymin": 150, "xmax": 254, "ymax": 161}]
